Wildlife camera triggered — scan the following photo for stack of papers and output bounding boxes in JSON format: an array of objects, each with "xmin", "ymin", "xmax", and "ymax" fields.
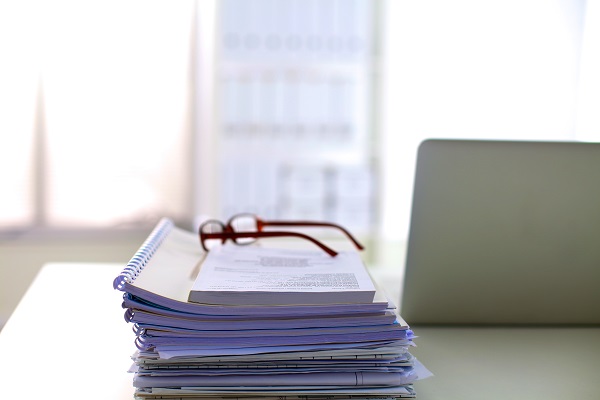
[{"xmin": 114, "ymin": 218, "xmax": 431, "ymax": 399}]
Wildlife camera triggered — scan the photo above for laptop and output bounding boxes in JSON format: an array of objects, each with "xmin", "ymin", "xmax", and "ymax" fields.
[{"xmin": 401, "ymin": 139, "xmax": 600, "ymax": 325}]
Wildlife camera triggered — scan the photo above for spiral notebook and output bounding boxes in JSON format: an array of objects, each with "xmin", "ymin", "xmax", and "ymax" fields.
[{"xmin": 113, "ymin": 218, "xmax": 393, "ymax": 317}]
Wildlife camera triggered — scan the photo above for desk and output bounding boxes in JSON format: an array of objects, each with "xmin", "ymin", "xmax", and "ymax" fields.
[
  {"xmin": 410, "ymin": 326, "xmax": 600, "ymax": 400},
  {"xmin": 0, "ymin": 263, "xmax": 598, "ymax": 399},
  {"xmin": 0, "ymin": 263, "xmax": 132, "ymax": 399}
]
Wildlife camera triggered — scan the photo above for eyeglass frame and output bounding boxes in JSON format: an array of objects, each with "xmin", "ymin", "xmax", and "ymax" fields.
[
  {"xmin": 198, "ymin": 214, "xmax": 365, "ymax": 257},
  {"xmin": 237, "ymin": 213, "xmax": 364, "ymax": 251}
]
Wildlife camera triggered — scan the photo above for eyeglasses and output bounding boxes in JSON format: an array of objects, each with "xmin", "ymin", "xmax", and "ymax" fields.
[{"xmin": 198, "ymin": 213, "xmax": 364, "ymax": 257}]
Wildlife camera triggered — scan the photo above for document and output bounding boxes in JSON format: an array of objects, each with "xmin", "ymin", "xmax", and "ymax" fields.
[
  {"xmin": 133, "ymin": 370, "xmax": 417, "ymax": 388},
  {"xmin": 115, "ymin": 218, "xmax": 430, "ymax": 400},
  {"xmin": 188, "ymin": 245, "xmax": 376, "ymax": 306}
]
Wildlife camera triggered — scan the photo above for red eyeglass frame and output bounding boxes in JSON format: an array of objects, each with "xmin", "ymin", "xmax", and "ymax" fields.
[
  {"xmin": 237, "ymin": 213, "xmax": 364, "ymax": 251},
  {"xmin": 198, "ymin": 214, "xmax": 364, "ymax": 257}
]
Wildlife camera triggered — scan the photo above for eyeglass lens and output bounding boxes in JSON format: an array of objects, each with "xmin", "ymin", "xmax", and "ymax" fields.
[
  {"xmin": 228, "ymin": 214, "xmax": 259, "ymax": 245},
  {"xmin": 200, "ymin": 221, "xmax": 225, "ymax": 250}
]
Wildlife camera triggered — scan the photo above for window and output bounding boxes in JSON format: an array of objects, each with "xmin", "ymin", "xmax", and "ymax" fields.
[
  {"xmin": 1, "ymin": 0, "xmax": 599, "ymax": 244},
  {"xmin": 379, "ymin": 0, "xmax": 599, "ymax": 241},
  {"xmin": 211, "ymin": 0, "xmax": 378, "ymax": 235},
  {"xmin": 0, "ymin": 1, "xmax": 197, "ymax": 230}
]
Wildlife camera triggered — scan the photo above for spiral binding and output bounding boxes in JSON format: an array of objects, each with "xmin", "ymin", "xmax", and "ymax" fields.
[{"xmin": 112, "ymin": 218, "xmax": 174, "ymax": 291}]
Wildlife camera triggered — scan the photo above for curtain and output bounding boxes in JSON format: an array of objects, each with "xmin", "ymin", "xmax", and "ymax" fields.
[{"xmin": 0, "ymin": 0, "xmax": 196, "ymax": 229}]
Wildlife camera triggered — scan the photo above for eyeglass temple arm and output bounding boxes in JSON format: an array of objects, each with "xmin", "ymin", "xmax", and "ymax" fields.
[
  {"xmin": 259, "ymin": 221, "xmax": 364, "ymax": 250},
  {"xmin": 202, "ymin": 231, "xmax": 338, "ymax": 257}
]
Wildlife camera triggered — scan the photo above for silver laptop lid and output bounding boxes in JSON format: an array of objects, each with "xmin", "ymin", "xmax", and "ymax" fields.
[{"xmin": 402, "ymin": 139, "xmax": 600, "ymax": 325}]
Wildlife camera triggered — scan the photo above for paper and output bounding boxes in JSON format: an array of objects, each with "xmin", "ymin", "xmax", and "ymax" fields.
[
  {"xmin": 129, "ymin": 308, "xmax": 398, "ymax": 331},
  {"xmin": 114, "ymin": 218, "xmax": 429, "ymax": 400},
  {"xmin": 133, "ymin": 370, "xmax": 417, "ymax": 388},
  {"xmin": 146, "ymin": 386, "xmax": 416, "ymax": 398},
  {"xmin": 189, "ymin": 245, "xmax": 376, "ymax": 305},
  {"xmin": 151, "ymin": 340, "xmax": 411, "ymax": 359}
]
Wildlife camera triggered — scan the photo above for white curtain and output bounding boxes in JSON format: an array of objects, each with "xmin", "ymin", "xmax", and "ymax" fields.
[
  {"xmin": 379, "ymin": 0, "xmax": 599, "ymax": 241},
  {"xmin": 1, "ymin": 0, "xmax": 599, "ymax": 234},
  {"xmin": 0, "ymin": 0, "xmax": 196, "ymax": 228}
]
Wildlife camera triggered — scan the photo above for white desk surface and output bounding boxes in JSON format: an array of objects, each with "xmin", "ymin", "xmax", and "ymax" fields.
[
  {"xmin": 0, "ymin": 263, "xmax": 132, "ymax": 399},
  {"xmin": 0, "ymin": 263, "xmax": 598, "ymax": 399}
]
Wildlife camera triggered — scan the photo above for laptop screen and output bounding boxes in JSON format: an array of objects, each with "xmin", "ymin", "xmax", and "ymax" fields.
[{"xmin": 402, "ymin": 139, "xmax": 600, "ymax": 325}]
